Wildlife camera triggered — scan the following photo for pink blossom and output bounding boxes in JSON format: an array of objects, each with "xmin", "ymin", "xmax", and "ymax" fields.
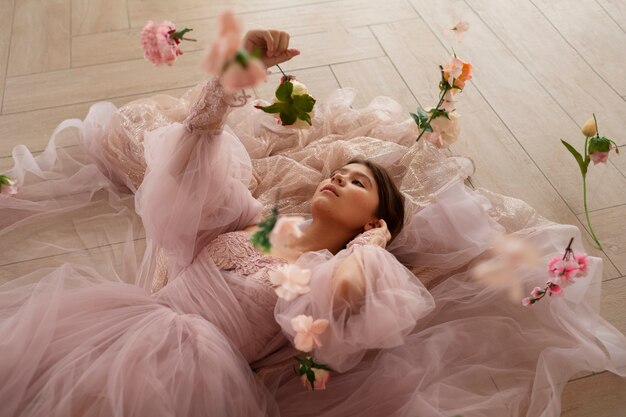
[
  {"xmin": 522, "ymin": 297, "xmax": 532, "ymax": 307},
  {"xmin": 548, "ymin": 257, "xmax": 579, "ymax": 285},
  {"xmin": 269, "ymin": 264, "xmax": 311, "ymax": 301},
  {"xmin": 445, "ymin": 19, "xmax": 470, "ymax": 43},
  {"xmin": 0, "ymin": 177, "xmax": 18, "ymax": 196},
  {"xmin": 291, "ymin": 315, "xmax": 329, "ymax": 353},
  {"xmin": 574, "ymin": 253, "xmax": 588, "ymax": 276},
  {"xmin": 531, "ymin": 286, "xmax": 543, "ymax": 298},
  {"xmin": 301, "ymin": 368, "xmax": 330, "ymax": 391},
  {"xmin": 202, "ymin": 10, "xmax": 242, "ymax": 76},
  {"xmin": 442, "ymin": 57, "xmax": 464, "ymax": 87},
  {"xmin": 270, "ymin": 216, "xmax": 304, "ymax": 246},
  {"xmin": 589, "ymin": 151, "xmax": 609, "ymax": 165},
  {"xmin": 547, "ymin": 281, "xmax": 563, "ymax": 296},
  {"xmin": 140, "ymin": 20, "xmax": 182, "ymax": 66},
  {"xmin": 220, "ymin": 58, "xmax": 268, "ymax": 93}
]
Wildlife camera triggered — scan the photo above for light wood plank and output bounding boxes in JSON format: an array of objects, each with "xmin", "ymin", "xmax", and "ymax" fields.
[
  {"xmin": 531, "ymin": 0, "xmax": 626, "ymax": 96},
  {"xmin": 5, "ymin": 27, "xmax": 381, "ymax": 114},
  {"xmin": 7, "ymin": 0, "xmax": 70, "ymax": 77},
  {"xmin": 71, "ymin": 0, "xmax": 129, "ymax": 36},
  {"xmin": 561, "ymin": 372, "xmax": 626, "ymax": 417},
  {"xmin": 72, "ymin": 0, "xmax": 414, "ymax": 68},
  {"xmin": 406, "ymin": 0, "xmax": 626, "ymax": 215},
  {"xmin": 467, "ymin": 0, "xmax": 626, "ymax": 180},
  {"xmin": 596, "ymin": 0, "xmax": 626, "ymax": 32},
  {"xmin": 0, "ymin": 67, "xmax": 336, "ymax": 158},
  {"xmin": 371, "ymin": 19, "xmax": 620, "ymax": 280},
  {"xmin": 0, "ymin": 0, "xmax": 14, "ymax": 114},
  {"xmin": 578, "ymin": 205, "xmax": 626, "ymax": 275},
  {"xmin": 331, "ymin": 56, "xmax": 418, "ymax": 112},
  {"xmin": 127, "ymin": 0, "xmax": 334, "ymax": 28},
  {"xmin": 0, "ymin": 86, "xmax": 193, "ymax": 158}
]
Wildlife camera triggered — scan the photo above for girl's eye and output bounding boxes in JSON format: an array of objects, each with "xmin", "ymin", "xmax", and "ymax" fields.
[{"xmin": 352, "ymin": 179, "xmax": 364, "ymax": 188}]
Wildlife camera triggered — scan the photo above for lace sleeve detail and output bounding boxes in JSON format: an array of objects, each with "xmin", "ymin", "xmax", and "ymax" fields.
[{"xmin": 183, "ymin": 77, "xmax": 250, "ymax": 134}]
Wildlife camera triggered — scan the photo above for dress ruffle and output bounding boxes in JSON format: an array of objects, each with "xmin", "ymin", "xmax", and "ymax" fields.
[{"xmin": 0, "ymin": 80, "xmax": 624, "ymax": 417}]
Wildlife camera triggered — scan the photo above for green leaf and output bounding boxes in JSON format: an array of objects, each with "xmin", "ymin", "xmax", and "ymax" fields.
[
  {"xmin": 234, "ymin": 51, "xmax": 248, "ymax": 69},
  {"xmin": 561, "ymin": 139, "xmax": 588, "ymax": 175},
  {"xmin": 276, "ymin": 81, "xmax": 294, "ymax": 102},
  {"xmin": 249, "ymin": 206, "xmax": 279, "ymax": 253},
  {"xmin": 417, "ymin": 107, "xmax": 429, "ymax": 125},
  {"xmin": 279, "ymin": 107, "xmax": 298, "ymax": 125},
  {"xmin": 292, "ymin": 94, "xmax": 316, "ymax": 113},
  {"xmin": 0, "ymin": 175, "xmax": 10, "ymax": 186},
  {"xmin": 298, "ymin": 112, "xmax": 312, "ymax": 126},
  {"xmin": 254, "ymin": 103, "xmax": 284, "ymax": 114},
  {"xmin": 589, "ymin": 135, "xmax": 611, "ymax": 153},
  {"xmin": 169, "ymin": 28, "xmax": 193, "ymax": 41}
]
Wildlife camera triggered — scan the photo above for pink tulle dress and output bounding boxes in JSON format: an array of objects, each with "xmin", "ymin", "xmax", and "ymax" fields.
[{"xmin": 0, "ymin": 77, "xmax": 625, "ymax": 417}]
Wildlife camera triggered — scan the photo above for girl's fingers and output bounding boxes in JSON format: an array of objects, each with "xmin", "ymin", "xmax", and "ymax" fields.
[
  {"xmin": 277, "ymin": 32, "xmax": 290, "ymax": 55},
  {"xmin": 270, "ymin": 30, "xmax": 282, "ymax": 57},
  {"xmin": 261, "ymin": 31, "xmax": 274, "ymax": 56}
]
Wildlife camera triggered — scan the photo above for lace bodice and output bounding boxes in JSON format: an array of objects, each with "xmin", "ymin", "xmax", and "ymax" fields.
[{"xmin": 202, "ymin": 231, "xmax": 288, "ymax": 312}]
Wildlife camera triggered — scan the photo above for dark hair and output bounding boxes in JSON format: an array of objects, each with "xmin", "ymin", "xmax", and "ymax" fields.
[{"xmin": 347, "ymin": 158, "xmax": 405, "ymax": 238}]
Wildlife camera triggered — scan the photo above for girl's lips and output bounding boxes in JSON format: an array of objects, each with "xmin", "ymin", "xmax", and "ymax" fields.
[{"xmin": 321, "ymin": 185, "xmax": 339, "ymax": 196}]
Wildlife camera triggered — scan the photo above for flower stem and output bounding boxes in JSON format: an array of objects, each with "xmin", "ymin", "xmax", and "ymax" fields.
[
  {"xmin": 582, "ymin": 174, "xmax": 603, "ymax": 250},
  {"xmin": 275, "ymin": 64, "xmax": 287, "ymax": 78},
  {"xmin": 416, "ymin": 86, "xmax": 449, "ymax": 143}
]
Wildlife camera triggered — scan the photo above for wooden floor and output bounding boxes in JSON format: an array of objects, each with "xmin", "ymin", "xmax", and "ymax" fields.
[{"xmin": 1, "ymin": 0, "xmax": 625, "ymax": 415}]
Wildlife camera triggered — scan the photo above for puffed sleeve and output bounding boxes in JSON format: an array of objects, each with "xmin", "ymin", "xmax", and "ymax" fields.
[
  {"xmin": 134, "ymin": 78, "xmax": 262, "ymax": 277},
  {"xmin": 274, "ymin": 245, "xmax": 435, "ymax": 373}
]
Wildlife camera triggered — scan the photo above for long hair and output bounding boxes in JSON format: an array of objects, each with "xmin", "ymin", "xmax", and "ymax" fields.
[{"xmin": 347, "ymin": 158, "xmax": 405, "ymax": 238}]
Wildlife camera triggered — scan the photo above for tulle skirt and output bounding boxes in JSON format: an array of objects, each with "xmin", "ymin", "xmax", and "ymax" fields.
[{"xmin": 1, "ymin": 83, "xmax": 625, "ymax": 417}]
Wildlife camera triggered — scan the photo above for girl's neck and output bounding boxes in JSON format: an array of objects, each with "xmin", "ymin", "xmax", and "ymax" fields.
[{"xmin": 293, "ymin": 218, "xmax": 357, "ymax": 256}]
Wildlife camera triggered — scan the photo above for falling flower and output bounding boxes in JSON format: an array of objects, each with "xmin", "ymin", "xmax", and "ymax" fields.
[
  {"xmin": 220, "ymin": 57, "xmax": 268, "ymax": 93},
  {"xmin": 269, "ymin": 264, "xmax": 311, "ymax": 301},
  {"xmin": 141, "ymin": 20, "xmax": 196, "ymax": 66},
  {"xmin": 291, "ymin": 315, "xmax": 329, "ymax": 353},
  {"xmin": 0, "ymin": 175, "xmax": 18, "ymax": 196},
  {"xmin": 202, "ymin": 10, "xmax": 242, "ymax": 75},
  {"xmin": 472, "ymin": 234, "xmax": 541, "ymax": 303},
  {"xmin": 548, "ymin": 257, "xmax": 580, "ymax": 285},
  {"xmin": 256, "ymin": 75, "xmax": 316, "ymax": 128},
  {"xmin": 301, "ymin": 367, "xmax": 330, "ymax": 391},
  {"xmin": 445, "ymin": 19, "xmax": 470, "ymax": 43},
  {"xmin": 523, "ymin": 238, "xmax": 587, "ymax": 307}
]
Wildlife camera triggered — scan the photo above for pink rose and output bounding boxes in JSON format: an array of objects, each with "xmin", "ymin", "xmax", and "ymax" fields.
[
  {"xmin": 301, "ymin": 368, "xmax": 331, "ymax": 391},
  {"xmin": 548, "ymin": 257, "xmax": 579, "ymax": 285},
  {"xmin": 140, "ymin": 20, "xmax": 182, "ymax": 66},
  {"xmin": 574, "ymin": 253, "xmax": 588, "ymax": 276},
  {"xmin": 202, "ymin": 10, "xmax": 241, "ymax": 75},
  {"xmin": 269, "ymin": 264, "xmax": 311, "ymax": 301},
  {"xmin": 291, "ymin": 315, "xmax": 329, "ymax": 353},
  {"xmin": 589, "ymin": 151, "xmax": 609, "ymax": 165},
  {"xmin": 220, "ymin": 58, "xmax": 268, "ymax": 93}
]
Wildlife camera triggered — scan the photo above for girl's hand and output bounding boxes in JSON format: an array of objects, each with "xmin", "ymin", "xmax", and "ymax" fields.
[
  {"xmin": 243, "ymin": 29, "xmax": 300, "ymax": 68},
  {"xmin": 347, "ymin": 219, "xmax": 392, "ymax": 249}
]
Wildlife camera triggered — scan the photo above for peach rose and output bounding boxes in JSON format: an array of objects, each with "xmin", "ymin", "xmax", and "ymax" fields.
[
  {"xmin": 291, "ymin": 315, "xmax": 329, "ymax": 352},
  {"xmin": 301, "ymin": 368, "xmax": 331, "ymax": 391}
]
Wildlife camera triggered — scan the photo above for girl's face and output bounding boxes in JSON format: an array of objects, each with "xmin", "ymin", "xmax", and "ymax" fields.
[{"xmin": 311, "ymin": 163, "xmax": 380, "ymax": 232}]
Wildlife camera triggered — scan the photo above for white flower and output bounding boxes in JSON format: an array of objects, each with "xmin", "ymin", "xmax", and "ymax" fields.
[
  {"xmin": 269, "ymin": 264, "xmax": 311, "ymax": 301},
  {"xmin": 291, "ymin": 80, "xmax": 309, "ymax": 96},
  {"xmin": 270, "ymin": 216, "xmax": 305, "ymax": 249},
  {"xmin": 291, "ymin": 315, "xmax": 329, "ymax": 352},
  {"xmin": 423, "ymin": 110, "xmax": 461, "ymax": 148}
]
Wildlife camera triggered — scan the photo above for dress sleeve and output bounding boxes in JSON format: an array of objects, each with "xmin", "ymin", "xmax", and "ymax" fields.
[
  {"xmin": 274, "ymin": 245, "xmax": 435, "ymax": 373},
  {"xmin": 134, "ymin": 77, "xmax": 262, "ymax": 276}
]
